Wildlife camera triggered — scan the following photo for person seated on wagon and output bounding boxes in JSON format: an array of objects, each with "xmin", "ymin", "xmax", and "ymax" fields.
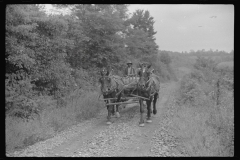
[{"xmin": 124, "ymin": 60, "xmax": 136, "ymax": 77}]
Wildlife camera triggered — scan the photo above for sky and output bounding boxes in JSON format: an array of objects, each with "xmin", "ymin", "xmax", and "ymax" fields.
[
  {"xmin": 128, "ymin": 4, "xmax": 234, "ymax": 53},
  {"xmin": 43, "ymin": 4, "xmax": 234, "ymax": 53}
]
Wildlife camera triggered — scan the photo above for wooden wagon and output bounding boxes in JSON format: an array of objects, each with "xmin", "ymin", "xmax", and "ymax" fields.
[{"xmin": 98, "ymin": 75, "xmax": 150, "ymax": 106}]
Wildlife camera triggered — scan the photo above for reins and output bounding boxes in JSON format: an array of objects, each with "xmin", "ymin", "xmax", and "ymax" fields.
[{"xmin": 139, "ymin": 73, "xmax": 158, "ymax": 99}]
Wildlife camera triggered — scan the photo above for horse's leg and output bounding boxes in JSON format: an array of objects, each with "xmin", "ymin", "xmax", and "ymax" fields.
[
  {"xmin": 111, "ymin": 105, "xmax": 116, "ymax": 116},
  {"xmin": 153, "ymin": 93, "xmax": 158, "ymax": 115},
  {"xmin": 139, "ymin": 99, "xmax": 145, "ymax": 127},
  {"xmin": 107, "ymin": 105, "xmax": 113, "ymax": 125},
  {"xmin": 115, "ymin": 105, "xmax": 120, "ymax": 118},
  {"xmin": 115, "ymin": 93, "xmax": 122, "ymax": 118},
  {"xmin": 146, "ymin": 99, "xmax": 152, "ymax": 123}
]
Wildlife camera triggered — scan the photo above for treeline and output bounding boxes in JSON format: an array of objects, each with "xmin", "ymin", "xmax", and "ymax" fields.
[
  {"xmin": 160, "ymin": 49, "xmax": 233, "ymax": 57},
  {"xmin": 162, "ymin": 49, "xmax": 233, "ymax": 73},
  {"xmin": 187, "ymin": 49, "xmax": 233, "ymax": 56},
  {"xmin": 6, "ymin": 4, "xmax": 161, "ymax": 119}
]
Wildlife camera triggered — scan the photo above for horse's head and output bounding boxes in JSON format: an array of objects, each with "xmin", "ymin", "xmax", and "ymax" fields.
[
  {"xmin": 100, "ymin": 68, "xmax": 109, "ymax": 77},
  {"xmin": 137, "ymin": 63, "xmax": 151, "ymax": 90},
  {"xmin": 99, "ymin": 68, "xmax": 114, "ymax": 95}
]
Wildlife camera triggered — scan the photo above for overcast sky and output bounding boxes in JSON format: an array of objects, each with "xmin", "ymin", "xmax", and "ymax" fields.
[{"xmin": 128, "ymin": 4, "xmax": 234, "ymax": 53}]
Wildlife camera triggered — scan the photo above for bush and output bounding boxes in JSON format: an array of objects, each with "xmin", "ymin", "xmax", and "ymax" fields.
[
  {"xmin": 205, "ymin": 90, "xmax": 234, "ymax": 156},
  {"xmin": 216, "ymin": 61, "xmax": 233, "ymax": 71},
  {"xmin": 174, "ymin": 57, "xmax": 234, "ymax": 156},
  {"xmin": 5, "ymin": 116, "xmax": 54, "ymax": 151},
  {"xmin": 189, "ymin": 69, "xmax": 204, "ymax": 82},
  {"xmin": 171, "ymin": 106, "xmax": 221, "ymax": 156},
  {"xmin": 177, "ymin": 75, "xmax": 205, "ymax": 106},
  {"xmin": 174, "ymin": 80, "xmax": 234, "ymax": 156},
  {"xmin": 194, "ymin": 56, "xmax": 217, "ymax": 71},
  {"xmin": 159, "ymin": 51, "xmax": 171, "ymax": 65},
  {"xmin": 73, "ymin": 91, "xmax": 104, "ymax": 121},
  {"xmin": 6, "ymin": 90, "xmax": 104, "ymax": 153},
  {"xmin": 137, "ymin": 54, "xmax": 177, "ymax": 82}
]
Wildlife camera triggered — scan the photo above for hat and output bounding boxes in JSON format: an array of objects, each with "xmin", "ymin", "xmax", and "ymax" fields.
[
  {"xmin": 141, "ymin": 62, "xmax": 148, "ymax": 65},
  {"xmin": 127, "ymin": 60, "xmax": 132, "ymax": 64}
]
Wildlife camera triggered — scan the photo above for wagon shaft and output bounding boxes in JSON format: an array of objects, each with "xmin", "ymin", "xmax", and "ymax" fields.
[
  {"xmin": 100, "ymin": 97, "xmax": 139, "ymax": 101},
  {"xmin": 105, "ymin": 100, "xmax": 139, "ymax": 106},
  {"xmin": 120, "ymin": 97, "xmax": 139, "ymax": 100},
  {"xmin": 130, "ymin": 94, "xmax": 150, "ymax": 100},
  {"xmin": 99, "ymin": 97, "xmax": 118, "ymax": 101}
]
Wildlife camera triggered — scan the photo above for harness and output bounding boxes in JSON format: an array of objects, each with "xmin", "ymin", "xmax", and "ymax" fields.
[
  {"xmin": 106, "ymin": 76, "xmax": 118, "ymax": 95},
  {"xmin": 102, "ymin": 75, "xmax": 127, "ymax": 95},
  {"xmin": 141, "ymin": 75, "xmax": 158, "ymax": 99},
  {"xmin": 100, "ymin": 73, "xmax": 159, "ymax": 100}
]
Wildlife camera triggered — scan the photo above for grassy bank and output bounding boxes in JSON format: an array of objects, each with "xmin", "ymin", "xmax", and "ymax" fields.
[
  {"xmin": 6, "ymin": 90, "xmax": 105, "ymax": 152},
  {"xmin": 170, "ymin": 57, "xmax": 234, "ymax": 156},
  {"xmin": 172, "ymin": 89, "xmax": 233, "ymax": 156}
]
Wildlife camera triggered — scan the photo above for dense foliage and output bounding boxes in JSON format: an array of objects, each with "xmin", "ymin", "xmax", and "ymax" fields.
[
  {"xmin": 6, "ymin": 4, "xmax": 161, "ymax": 119},
  {"xmin": 176, "ymin": 56, "xmax": 234, "ymax": 156},
  {"xmin": 177, "ymin": 55, "xmax": 233, "ymax": 106}
]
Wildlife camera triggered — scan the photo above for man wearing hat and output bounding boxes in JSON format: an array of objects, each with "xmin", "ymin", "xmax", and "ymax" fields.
[{"xmin": 124, "ymin": 60, "xmax": 135, "ymax": 77}]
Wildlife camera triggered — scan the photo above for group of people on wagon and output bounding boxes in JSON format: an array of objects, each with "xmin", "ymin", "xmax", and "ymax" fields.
[{"xmin": 123, "ymin": 60, "xmax": 151, "ymax": 77}]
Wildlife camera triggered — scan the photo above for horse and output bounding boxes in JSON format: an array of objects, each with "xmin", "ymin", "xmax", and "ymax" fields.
[
  {"xmin": 99, "ymin": 68, "xmax": 124, "ymax": 124},
  {"xmin": 137, "ymin": 63, "xmax": 160, "ymax": 127}
]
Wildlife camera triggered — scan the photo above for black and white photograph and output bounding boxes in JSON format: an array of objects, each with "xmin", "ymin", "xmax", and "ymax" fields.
[{"xmin": 6, "ymin": 4, "xmax": 234, "ymax": 157}]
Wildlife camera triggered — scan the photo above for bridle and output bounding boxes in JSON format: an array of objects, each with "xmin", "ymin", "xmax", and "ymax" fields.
[
  {"xmin": 138, "ymin": 69, "xmax": 150, "ymax": 88},
  {"xmin": 138, "ymin": 70, "xmax": 157, "ymax": 98},
  {"xmin": 100, "ymin": 75, "xmax": 118, "ymax": 95}
]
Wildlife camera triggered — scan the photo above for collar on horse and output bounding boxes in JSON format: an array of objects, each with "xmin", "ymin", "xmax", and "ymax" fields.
[
  {"xmin": 103, "ymin": 75, "xmax": 122, "ymax": 95},
  {"xmin": 140, "ymin": 76, "xmax": 157, "ymax": 98}
]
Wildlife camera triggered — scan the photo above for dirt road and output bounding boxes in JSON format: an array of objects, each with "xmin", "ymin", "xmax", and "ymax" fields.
[{"xmin": 8, "ymin": 81, "xmax": 188, "ymax": 157}]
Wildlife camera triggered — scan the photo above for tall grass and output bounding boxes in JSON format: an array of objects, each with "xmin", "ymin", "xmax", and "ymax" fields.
[
  {"xmin": 173, "ymin": 58, "xmax": 234, "ymax": 156},
  {"xmin": 173, "ymin": 90, "xmax": 233, "ymax": 156},
  {"xmin": 6, "ymin": 90, "xmax": 104, "ymax": 152}
]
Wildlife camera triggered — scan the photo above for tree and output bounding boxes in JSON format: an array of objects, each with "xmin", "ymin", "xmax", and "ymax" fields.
[
  {"xmin": 6, "ymin": 4, "xmax": 77, "ymax": 117},
  {"xmin": 159, "ymin": 51, "xmax": 171, "ymax": 65},
  {"xmin": 6, "ymin": 4, "xmax": 45, "ymax": 117},
  {"xmin": 194, "ymin": 56, "xmax": 217, "ymax": 72},
  {"xmin": 70, "ymin": 4, "xmax": 128, "ymax": 70},
  {"xmin": 124, "ymin": 9, "xmax": 158, "ymax": 58},
  {"xmin": 6, "ymin": 4, "xmax": 162, "ymax": 118},
  {"xmin": 126, "ymin": 9, "xmax": 157, "ymax": 40}
]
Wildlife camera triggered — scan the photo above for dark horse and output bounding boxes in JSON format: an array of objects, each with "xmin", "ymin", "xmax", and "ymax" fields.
[
  {"xmin": 99, "ymin": 68, "xmax": 124, "ymax": 124},
  {"xmin": 137, "ymin": 63, "xmax": 160, "ymax": 127}
]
